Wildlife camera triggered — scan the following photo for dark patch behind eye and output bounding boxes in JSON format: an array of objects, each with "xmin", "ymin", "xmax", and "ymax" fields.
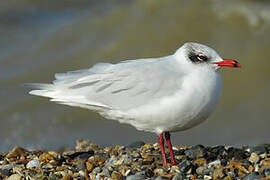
[
  {"xmin": 188, "ymin": 52, "xmax": 200, "ymax": 63},
  {"xmin": 188, "ymin": 52, "xmax": 208, "ymax": 64}
]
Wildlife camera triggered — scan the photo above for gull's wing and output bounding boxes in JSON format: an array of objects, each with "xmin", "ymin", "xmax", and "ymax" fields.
[{"xmin": 29, "ymin": 55, "xmax": 186, "ymax": 111}]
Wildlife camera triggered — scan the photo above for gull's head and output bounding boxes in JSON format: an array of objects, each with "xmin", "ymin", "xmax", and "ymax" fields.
[{"xmin": 175, "ymin": 42, "xmax": 241, "ymax": 70}]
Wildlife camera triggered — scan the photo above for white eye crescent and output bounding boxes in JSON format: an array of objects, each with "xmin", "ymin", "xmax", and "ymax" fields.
[{"xmin": 197, "ymin": 54, "xmax": 208, "ymax": 61}]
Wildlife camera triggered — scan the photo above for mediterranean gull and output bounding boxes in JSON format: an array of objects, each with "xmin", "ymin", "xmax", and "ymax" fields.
[{"xmin": 27, "ymin": 42, "xmax": 241, "ymax": 167}]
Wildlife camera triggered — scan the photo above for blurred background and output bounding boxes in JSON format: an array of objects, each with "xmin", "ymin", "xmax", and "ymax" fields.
[{"xmin": 1, "ymin": 0, "xmax": 270, "ymax": 152}]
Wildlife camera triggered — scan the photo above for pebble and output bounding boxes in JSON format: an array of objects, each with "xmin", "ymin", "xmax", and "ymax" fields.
[
  {"xmin": 184, "ymin": 145, "xmax": 206, "ymax": 160},
  {"xmin": 78, "ymin": 170, "xmax": 84, "ymax": 177},
  {"xmin": 111, "ymin": 171, "xmax": 123, "ymax": 179},
  {"xmin": 154, "ymin": 168, "xmax": 165, "ymax": 176},
  {"xmin": 142, "ymin": 156, "xmax": 154, "ymax": 165},
  {"xmin": 75, "ymin": 162, "xmax": 86, "ymax": 171},
  {"xmin": 194, "ymin": 158, "xmax": 206, "ymax": 166},
  {"xmin": 250, "ymin": 144, "xmax": 268, "ymax": 154},
  {"xmin": 126, "ymin": 171, "xmax": 146, "ymax": 180},
  {"xmin": 155, "ymin": 176, "xmax": 170, "ymax": 180},
  {"xmin": 213, "ymin": 168, "xmax": 225, "ymax": 179},
  {"xmin": 6, "ymin": 147, "xmax": 28, "ymax": 159},
  {"xmin": 26, "ymin": 159, "xmax": 41, "ymax": 169},
  {"xmin": 178, "ymin": 160, "xmax": 192, "ymax": 173},
  {"xmin": 196, "ymin": 166, "xmax": 206, "ymax": 175},
  {"xmin": 227, "ymin": 147, "xmax": 248, "ymax": 160},
  {"xmin": 75, "ymin": 151, "xmax": 94, "ymax": 160},
  {"xmin": 249, "ymin": 152, "xmax": 260, "ymax": 164},
  {"xmin": 203, "ymin": 175, "xmax": 212, "ymax": 180},
  {"xmin": 99, "ymin": 168, "xmax": 110, "ymax": 177},
  {"xmin": 0, "ymin": 168, "xmax": 12, "ymax": 177},
  {"xmin": 207, "ymin": 145, "xmax": 226, "ymax": 160},
  {"xmin": 7, "ymin": 174, "xmax": 21, "ymax": 180},
  {"xmin": 242, "ymin": 172, "xmax": 262, "ymax": 180},
  {"xmin": 208, "ymin": 159, "xmax": 221, "ymax": 168},
  {"xmin": 262, "ymin": 168, "xmax": 270, "ymax": 177},
  {"xmin": 0, "ymin": 164, "xmax": 13, "ymax": 177},
  {"xmin": 0, "ymin": 140, "xmax": 270, "ymax": 179},
  {"xmin": 203, "ymin": 167, "xmax": 215, "ymax": 175},
  {"xmin": 92, "ymin": 167, "xmax": 102, "ymax": 174},
  {"xmin": 172, "ymin": 173, "xmax": 184, "ymax": 180},
  {"xmin": 128, "ymin": 141, "xmax": 145, "ymax": 149}
]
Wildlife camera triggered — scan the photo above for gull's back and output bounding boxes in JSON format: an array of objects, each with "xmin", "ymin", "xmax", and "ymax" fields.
[{"xmin": 29, "ymin": 55, "xmax": 186, "ymax": 113}]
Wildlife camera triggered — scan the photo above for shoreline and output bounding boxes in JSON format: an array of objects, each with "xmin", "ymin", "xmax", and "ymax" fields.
[{"xmin": 1, "ymin": 140, "xmax": 270, "ymax": 179}]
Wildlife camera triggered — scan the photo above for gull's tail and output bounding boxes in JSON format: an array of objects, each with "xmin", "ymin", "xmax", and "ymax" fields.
[
  {"xmin": 24, "ymin": 83, "xmax": 63, "ymax": 100},
  {"xmin": 25, "ymin": 83, "xmax": 111, "ymax": 110}
]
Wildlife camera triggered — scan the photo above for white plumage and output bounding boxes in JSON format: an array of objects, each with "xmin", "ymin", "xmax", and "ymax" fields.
[{"xmin": 28, "ymin": 42, "xmax": 227, "ymax": 134}]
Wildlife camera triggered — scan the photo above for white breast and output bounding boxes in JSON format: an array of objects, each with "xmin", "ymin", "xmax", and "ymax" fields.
[{"xmin": 114, "ymin": 68, "xmax": 222, "ymax": 135}]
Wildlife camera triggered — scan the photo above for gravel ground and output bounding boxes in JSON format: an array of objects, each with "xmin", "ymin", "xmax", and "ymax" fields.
[{"xmin": 1, "ymin": 140, "xmax": 270, "ymax": 180}]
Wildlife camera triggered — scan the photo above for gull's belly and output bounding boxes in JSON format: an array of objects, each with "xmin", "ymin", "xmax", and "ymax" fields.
[
  {"xmin": 171, "ymin": 71, "xmax": 222, "ymax": 132},
  {"xmin": 126, "ymin": 70, "xmax": 222, "ymax": 134}
]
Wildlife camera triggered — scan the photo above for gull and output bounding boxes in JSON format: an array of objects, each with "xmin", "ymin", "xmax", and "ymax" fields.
[{"xmin": 27, "ymin": 42, "xmax": 241, "ymax": 167}]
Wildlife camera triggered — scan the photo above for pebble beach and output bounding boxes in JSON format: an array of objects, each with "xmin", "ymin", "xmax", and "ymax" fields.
[{"xmin": 1, "ymin": 140, "xmax": 270, "ymax": 180}]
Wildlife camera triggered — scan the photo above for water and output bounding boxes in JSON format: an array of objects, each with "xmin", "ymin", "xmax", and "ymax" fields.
[{"xmin": 1, "ymin": 0, "xmax": 270, "ymax": 152}]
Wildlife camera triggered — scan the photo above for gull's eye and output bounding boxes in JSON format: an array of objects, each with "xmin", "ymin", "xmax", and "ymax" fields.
[{"xmin": 197, "ymin": 54, "xmax": 208, "ymax": 61}]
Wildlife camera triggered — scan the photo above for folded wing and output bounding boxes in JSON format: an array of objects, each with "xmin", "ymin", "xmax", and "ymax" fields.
[{"xmin": 29, "ymin": 56, "xmax": 185, "ymax": 111}]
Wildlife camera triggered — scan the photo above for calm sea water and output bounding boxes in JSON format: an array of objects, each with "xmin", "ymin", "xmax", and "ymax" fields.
[{"xmin": 1, "ymin": 0, "xmax": 270, "ymax": 151}]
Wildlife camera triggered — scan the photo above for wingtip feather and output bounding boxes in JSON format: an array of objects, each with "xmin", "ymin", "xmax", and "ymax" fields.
[{"xmin": 24, "ymin": 83, "xmax": 55, "ymax": 90}]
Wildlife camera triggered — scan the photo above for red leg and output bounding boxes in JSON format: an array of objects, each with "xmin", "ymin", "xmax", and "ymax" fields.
[
  {"xmin": 158, "ymin": 133, "xmax": 167, "ymax": 167},
  {"xmin": 165, "ymin": 132, "xmax": 177, "ymax": 165}
]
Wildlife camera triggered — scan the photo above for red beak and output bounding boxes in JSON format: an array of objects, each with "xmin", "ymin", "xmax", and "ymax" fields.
[{"xmin": 214, "ymin": 59, "xmax": 241, "ymax": 68}]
